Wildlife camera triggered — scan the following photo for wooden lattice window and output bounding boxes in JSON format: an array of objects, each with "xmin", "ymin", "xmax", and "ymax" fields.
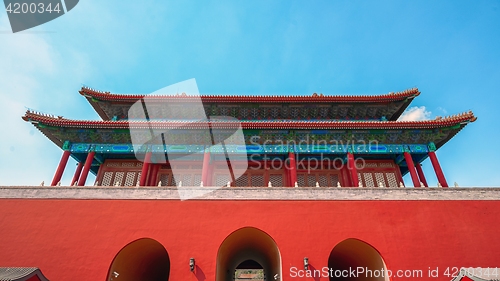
[
  {"xmin": 153, "ymin": 163, "xmax": 203, "ymax": 186},
  {"xmin": 356, "ymin": 160, "xmax": 402, "ymax": 188},
  {"xmin": 296, "ymin": 171, "xmax": 342, "ymax": 187},
  {"xmin": 124, "ymin": 172, "xmax": 136, "ymax": 186},
  {"xmin": 97, "ymin": 160, "xmax": 143, "ymax": 186},
  {"xmin": 158, "ymin": 173, "xmax": 171, "ymax": 186},
  {"xmin": 102, "ymin": 172, "xmax": 113, "ymax": 186},
  {"xmin": 250, "ymin": 174, "xmax": 264, "ymax": 187},
  {"xmin": 214, "ymin": 174, "xmax": 231, "ymax": 187},
  {"xmin": 221, "ymin": 162, "xmax": 286, "ymax": 187},
  {"xmin": 234, "ymin": 174, "xmax": 249, "ymax": 187},
  {"xmin": 269, "ymin": 174, "xmax": 283, "ymax": 187},
  {"xmin": 113, "ymin": 172, "xmax": 125, "ymax": 186}
]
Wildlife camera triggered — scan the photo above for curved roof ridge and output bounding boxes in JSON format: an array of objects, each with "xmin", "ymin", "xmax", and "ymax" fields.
[{"xmin": 79, "ymin": 86, "xmax": 420, "ymax": 101}]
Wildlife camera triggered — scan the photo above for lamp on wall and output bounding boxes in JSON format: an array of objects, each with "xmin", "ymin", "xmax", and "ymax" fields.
[
  {"xmin": 190, "ymin": 258, "xmax": 195, "ymax": 272},
  {"xmin": 304, "ymin": 257, "xmax": 309, "ymax": 270},
  {"xmin": 109, "ymin": 271, "xmax": 119, "ymax": 281}
]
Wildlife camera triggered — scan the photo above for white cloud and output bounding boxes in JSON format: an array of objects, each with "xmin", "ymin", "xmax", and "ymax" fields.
[
  {"xmin": 0, "ymin": 15, "xmax": 92, "ymax": 186},
  {"xmin": 398, "ymin": 106, "xmax": 432, "ymax": 121}
]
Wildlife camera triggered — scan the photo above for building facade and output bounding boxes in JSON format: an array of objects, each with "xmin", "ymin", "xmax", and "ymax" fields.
[{"xmin": 1, "ymin": 87, "xmax": 499, "ymax": 281}]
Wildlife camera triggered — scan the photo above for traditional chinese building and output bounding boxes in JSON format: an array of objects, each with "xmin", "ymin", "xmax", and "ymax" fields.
[
  {"xmin": 1, "ymin": 87, "xmax": 499, "ymax": 281},
  {"xmin": 21, "ymin": 87, "xmax": 474, "ymax": 189}
]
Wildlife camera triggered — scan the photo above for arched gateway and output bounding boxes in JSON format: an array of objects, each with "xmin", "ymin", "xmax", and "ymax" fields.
[
  {"xmin": 328, "ymin": 238, "xmax": 389, "ymax": 281},
  {"xmin": 106, "ymin": 238, "xmax": 170, "ymax": 281},
  {"xmin": 216, "ymin": 227, "xmax": 282, "ymax": 281}
]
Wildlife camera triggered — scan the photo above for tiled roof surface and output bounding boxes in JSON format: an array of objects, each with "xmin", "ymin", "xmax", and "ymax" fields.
[{"xmin": 0, "ymin": 268, "xmax": 49, "ymax": 281}]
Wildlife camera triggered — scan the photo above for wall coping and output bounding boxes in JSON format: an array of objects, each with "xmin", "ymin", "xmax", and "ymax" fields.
[{"xmin": 1, "ymin": 186, "xmax": 500, "ymax": 200}]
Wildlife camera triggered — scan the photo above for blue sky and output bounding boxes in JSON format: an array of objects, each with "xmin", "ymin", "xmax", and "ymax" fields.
[{"xmin": 0, "ymin": 0, "xmax": 499, "ymax": 186}]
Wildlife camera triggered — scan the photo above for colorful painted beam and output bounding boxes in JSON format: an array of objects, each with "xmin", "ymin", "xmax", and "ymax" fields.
[{"xmin": 68, "ymin": 143, "xmax": 430, "ymax": 155}]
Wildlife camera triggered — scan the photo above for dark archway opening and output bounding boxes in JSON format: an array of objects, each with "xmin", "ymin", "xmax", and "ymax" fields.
[
  {"xmin": 235, "ymin": 260, "xmax": 265, "ymax": 280},
  {"xmin": 107, "ymin": 238, "xmax": 170, "ymax": 281},
  {"xmin": 328, "ymin": 238, "xmax": 389, "ymax": 281},
  {"xmin": 216, "ymin": 227, "xmax": 281, "ymax": 281}
]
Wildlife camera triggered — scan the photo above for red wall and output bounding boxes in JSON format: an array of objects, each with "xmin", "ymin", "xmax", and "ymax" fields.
[{"xmin": 0, "ymin": 199, "xmax": 499, "ymax": 281}]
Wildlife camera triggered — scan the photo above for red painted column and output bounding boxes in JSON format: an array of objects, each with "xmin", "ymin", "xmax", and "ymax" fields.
[
  {"xmin": 341, "ymin": 165, "xmax": 350, "ymax": 187},
  {"xmin": 288, "ymin": 152, "xmax": 297, "ymax": 187},
  {"xmin": 201, "ymin": 151, "xmax": 211, "ymax": 186},
  {"xmin": 148, "ymin": 164, "xmax": 160, "ymax": 186},
  {"xmin": 70, "ymin": 162, "xmax": 83, "ymax": 186},
  {"xmin": 347, "ymin": 152, "xmax": 358, "ymax": 187},
  {"xmin": 145, "ymin": 164, "xmax": 152, "ymax": 186},
  {"xmin": 207, "ymin": 163, "xmax": 214, "ymax": 186},
  {"xmin": 428, "ymin": 151, "xmax": 449, "ymax": 187},
  {"xmin": 154, "ymin": 164, "xmax": 161, "ymax": 185},
  {"xmin": 78, "ymin": 151, "xmax": 95, "ymax": 186},
  {"xmin": 286, "ymin": 163, "xmax": 291, "ymax": 187},
  {"xmin": 404, "ymin": 152, "xmax": 420, "ymax": 187},
  {"xmin": 139, "ymin": 152, "xmax": 152, "ymax": 186},
  {"xmin": 51, "ymin": 150, "xmax": 71, "ymax": 186},
  {"xmin": 415, "ymin": 163, "xmax": 428, "ymax": 187}
]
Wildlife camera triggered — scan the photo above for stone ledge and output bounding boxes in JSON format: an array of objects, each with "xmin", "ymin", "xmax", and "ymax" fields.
[{"xmin": 1, "ymin": 186, "xmax": 500, "ymax": 200}]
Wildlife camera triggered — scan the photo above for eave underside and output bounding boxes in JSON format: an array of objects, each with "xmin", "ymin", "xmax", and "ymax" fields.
[
  {"xmin": 22, "ymin": 108, "xmax": 475, "ymax": 177},
  {"xmin": 30, "ymin": 120, "xmax": 469, "ymax": 150},
  {"xmin": 88, "ymin": 99, "xmax": 415, "ymax": 121},
  {"xmin": 29, "ymin": 122, "xmax": 469, "ymax": 176}
]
